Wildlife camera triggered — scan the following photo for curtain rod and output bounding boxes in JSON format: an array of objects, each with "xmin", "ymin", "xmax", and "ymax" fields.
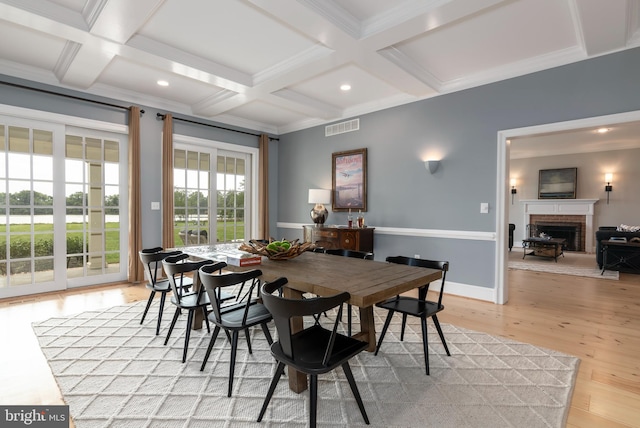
[
  {"xmin": 0, "ymin": 81, "xmax": 144, "ymax": 115},
  {"xmin": 157, "ymin": 112, "xmax": 279, "ymax": 141}
]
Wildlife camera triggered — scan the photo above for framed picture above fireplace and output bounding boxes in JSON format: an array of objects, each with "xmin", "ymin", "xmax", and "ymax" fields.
[{"xmin": 538, "ymin": 167, "xmax": 577, "ymax": 199}]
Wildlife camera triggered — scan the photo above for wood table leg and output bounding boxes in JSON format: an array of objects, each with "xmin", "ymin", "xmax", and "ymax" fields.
[
  {"xmin": 358, "ymin": 306, "xmax": 376, "ymax": 352},
  {"xmin": 191, "ymin": 272, "xmax": 203, "ymax": 330},
  {"xmin": 284, "ymin": 287, "xmax": 308, "ymax": 393}
]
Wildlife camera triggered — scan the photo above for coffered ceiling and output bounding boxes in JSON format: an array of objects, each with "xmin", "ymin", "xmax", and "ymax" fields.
[{"xmin": 1, "ymin": 0, "xmax": 640, "ymax": 135}]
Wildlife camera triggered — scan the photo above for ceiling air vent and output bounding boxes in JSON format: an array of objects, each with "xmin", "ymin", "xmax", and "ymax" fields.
[{"xmin": 325, "ymin": 118, "xmax": 359, "ymax": 137}]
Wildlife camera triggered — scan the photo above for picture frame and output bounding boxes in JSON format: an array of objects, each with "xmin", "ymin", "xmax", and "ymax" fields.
[
  {"xmin": 538, "ymin": 167, "xmax": 577, "ymax": 199},
  {"xmin": 332, "ymin": 148, "xmax": 367, "ymax": 212}
]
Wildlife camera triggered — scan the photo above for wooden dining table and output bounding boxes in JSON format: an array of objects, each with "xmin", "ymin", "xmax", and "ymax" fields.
[{"xmin": 180, "ymin": 245, "xmax": 442, "ymax": 393}]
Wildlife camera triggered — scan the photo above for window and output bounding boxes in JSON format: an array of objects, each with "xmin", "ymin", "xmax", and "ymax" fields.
[{"xmin": 173, "ymin": 136, "xmax": 257, "ymax": 246}]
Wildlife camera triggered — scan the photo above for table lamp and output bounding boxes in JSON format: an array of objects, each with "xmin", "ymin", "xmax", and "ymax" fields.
[{"xmin": 308, "ymin": 189, "xmax": 331, "ymax": 225}]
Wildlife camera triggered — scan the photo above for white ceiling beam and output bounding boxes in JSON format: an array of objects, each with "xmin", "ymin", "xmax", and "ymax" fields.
[{"xmin": 88, "ymin": 0, "xmax": 165, "ymax": 44}]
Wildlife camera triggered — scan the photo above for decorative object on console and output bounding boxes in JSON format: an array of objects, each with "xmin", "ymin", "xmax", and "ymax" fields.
[
  {"xmin": 332, "ymin": 148, "xmax": 367, "ymax": 211},
  {"xmin": 538, "ymin": 167, "xmax": 577, "ymax": 199},
  {"xmin": 510, "ymin": 178, "xmax": 517, "ymax": 204},
  {"xmin": 604, "ymin": 173, "xmax": 613, "ymax": 204},
  {"xmin": 357, "ymin": 210, "xmax": 365, "ymax": 228},
  {"xmin": 308, "ymin": 188, "xmax": 331, "ymax": 224}
]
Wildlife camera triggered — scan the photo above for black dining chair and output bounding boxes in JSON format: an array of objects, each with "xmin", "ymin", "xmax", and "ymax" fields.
[
  {"xmin": 198, "ymin": 264, "xmax": 274, "ymax": 397},
  {"xmin": 257, "ymin": 277, "xmax": 370, "ymax": 428},
  {"xmin": 138, "ymin": 247, "xmax": 193, "ymax": 335},
  {"xmin": 324, "ymin": 249, "xmax": 374, "ymax": 336},
  {"xmin": 162, "ymin": 254, "xmax": 227, "ymax": 363},
  {"xmin": 374, "ymin": 256, "xmax": 450, "ymax": 375}
]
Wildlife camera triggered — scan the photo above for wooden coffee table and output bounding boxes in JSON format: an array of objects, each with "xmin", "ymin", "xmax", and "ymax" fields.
[{"xmin": 522, "ymin": 237, "xmax": 566, "ymax": 262}]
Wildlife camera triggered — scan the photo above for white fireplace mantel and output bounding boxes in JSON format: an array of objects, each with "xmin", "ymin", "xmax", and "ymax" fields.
[{"xmin": 521, "ymin": 199, "xmax": 599, "ymax": 252}]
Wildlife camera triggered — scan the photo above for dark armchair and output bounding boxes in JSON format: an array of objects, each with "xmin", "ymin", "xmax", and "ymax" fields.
[{"xmin": 509, "ymin": 223, "xmax": 515, "ymax": 251}]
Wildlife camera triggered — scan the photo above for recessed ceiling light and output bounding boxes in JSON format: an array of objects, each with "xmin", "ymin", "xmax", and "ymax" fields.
[
  {"xmin": 340, "ymin": 84, "xmax": 351, "ymax": 91},
  {"xmin": 157, "ymin": 80, "xmax": 169, "ymax": 87},
  {"xmin": 596, "ymin": 127, "xmax": 610, "ymax": 134}
]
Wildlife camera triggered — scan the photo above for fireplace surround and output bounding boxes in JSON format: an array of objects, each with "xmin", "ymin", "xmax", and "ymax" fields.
[{"xmin": 522, "ymin": 199, "xmax": 598, "ymax": 252}]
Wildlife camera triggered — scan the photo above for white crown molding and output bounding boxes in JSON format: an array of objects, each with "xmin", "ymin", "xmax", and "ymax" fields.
[
  {"xmin": 253, "ymin": 44, "xmax": 333, "ymax": 86},
  {"xmin": 271, "ymin": 88, "xmax": 342, "ymax": 118},
  {"xmin": 207, "ymin": 113, "xmax": 279, "ymax": 136},
  {"xmin": 53, "ymin": 40, "xmax": 81, "ymax": 82},
  {"xmin": 360, "ymin": 0, "xmax": 451, "ymax": 38},
  {"xmin": 299, "ymin": 0, "xmax": 361, "ymax": 39},
  {"xmin": 191, "ymin": 90, "xmax": 239, "ymax": 114},
  {"xmin": 82, "ymin": 0, "xmax": 108, "ymax": 29},
  {"xmin": 276, "ymin": 117, "xmax": 328, "ymax": 135},
  {"xmin": 378, "ymin": 46, "xmax": 444, "ymax": 92}
]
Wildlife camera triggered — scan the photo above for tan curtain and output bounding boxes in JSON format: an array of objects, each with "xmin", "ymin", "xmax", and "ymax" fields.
[
  {"xmin": 162, "ymin": 114, "xmax": 175, "ymax": 249},
  {"xmin": 127, "ymin": 106, "xmax": 143, "ymax": 283},
  {"xmin": 258, "ymin": 134, "xmax": 269, "ymax": 239}
]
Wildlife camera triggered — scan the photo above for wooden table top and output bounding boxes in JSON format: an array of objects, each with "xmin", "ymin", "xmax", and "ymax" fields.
[{"xmin": 181, "ymin": 246, "xmax": 442, "ymax": 308}]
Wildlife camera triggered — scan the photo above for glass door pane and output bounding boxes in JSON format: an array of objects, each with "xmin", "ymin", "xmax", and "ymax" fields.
[
  {"xmin": 0, "ymin": 124, "xmax": 57, "ymax": 292},
  {"xmin": 65, "ymin": 134, "xmax": 123, "ymax": 280},
  {"xmin": 174, "ymin": 149, "xmax": 210, "ymax": 246},
  {"xmin": 217, "ymin": 153, "xmax": 246, "ymax": 243}
]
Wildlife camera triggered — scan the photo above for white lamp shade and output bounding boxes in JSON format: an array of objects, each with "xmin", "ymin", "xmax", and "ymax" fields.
[
  {"xmin": 605, "ymin": 173, "xmax": 613, "ymax": 183},
  {"xmin": 308, "ymin": 189, "xmax": 331, "ymax": 204}
]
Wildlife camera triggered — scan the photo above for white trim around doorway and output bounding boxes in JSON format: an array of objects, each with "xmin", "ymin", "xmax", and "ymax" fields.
[{"xmin": 496, "ymin": 110, "xmax": 640, "ymax": 304}]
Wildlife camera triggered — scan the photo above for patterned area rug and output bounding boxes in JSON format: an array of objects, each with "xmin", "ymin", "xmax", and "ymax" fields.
[
  {"xmin": 509, "ymin": 259, "xmax": 619, "ymax": 280},
  {"xmin": 33, "ymin": 301, "xmax": 579, "ymax": 428}
]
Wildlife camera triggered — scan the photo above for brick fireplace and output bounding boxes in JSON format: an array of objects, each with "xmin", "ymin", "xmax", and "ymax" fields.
[
  {"xmin": 522, "ymin": 199, "xmax": 598, "ymax": 253},
  {"xmin": 529, "ymin": 215, "xmax": 585, "ymax": 251}
]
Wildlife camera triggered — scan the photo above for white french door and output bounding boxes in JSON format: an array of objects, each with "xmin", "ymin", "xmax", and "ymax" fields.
[{"xmin": 0, "ymin": 108, "xmax": 128, "ymax": 298}]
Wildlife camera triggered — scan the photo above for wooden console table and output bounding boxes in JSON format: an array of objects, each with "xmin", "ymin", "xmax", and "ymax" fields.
[
  {"xmin": 522, "ymin": 237, "xmax": 566, "ymax": 262},
  {"xmin": 303, "ymin": 225, "xmax": 374, "ymax": 253}
]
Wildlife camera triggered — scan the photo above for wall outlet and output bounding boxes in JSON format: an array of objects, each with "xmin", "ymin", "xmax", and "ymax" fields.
[
  {"xmin": 480, "ymin": 202, "xmax": 489, "ymax": 213},
  {"xmin": 414, "ymin": 254, "xmax": 420, "ymax": 259},
  {"xmin": 151, "ymin": 201, "xmax": 160, "ymax": 210}
]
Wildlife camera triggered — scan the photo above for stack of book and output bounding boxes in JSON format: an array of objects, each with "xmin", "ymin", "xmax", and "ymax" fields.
[{"xmin": 216, "ymin": 248, "xmax": 262, "ymax": 267}]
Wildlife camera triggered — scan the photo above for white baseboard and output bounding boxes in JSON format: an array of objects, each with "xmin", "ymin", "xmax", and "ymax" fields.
[{"xmin": 443, "ymin": 281, "xmax": 495, "ymax": 302}]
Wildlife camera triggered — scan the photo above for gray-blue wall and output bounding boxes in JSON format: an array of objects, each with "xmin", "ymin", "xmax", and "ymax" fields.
[
  {"xmin": 2, "ymin": 46, "xmax": 640, "ymax": 296},
  {"xmin": 276, "ymin": 47, "xmax": 640, "ymax": 291}
]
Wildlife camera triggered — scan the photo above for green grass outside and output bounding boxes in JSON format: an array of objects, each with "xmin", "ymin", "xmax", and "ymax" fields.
[
  {"xmin": 0, "ymin": 220, "xmax": 245, "ymax": 266},
  {"xmin": 1, "ymin": 222, "xmax": 121, "ymax": 264}
]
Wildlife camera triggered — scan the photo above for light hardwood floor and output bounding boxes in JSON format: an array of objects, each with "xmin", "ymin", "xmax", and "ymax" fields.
[{"xmin": 1, "ymin": 267, "xmax": 639, "ymax": 427}]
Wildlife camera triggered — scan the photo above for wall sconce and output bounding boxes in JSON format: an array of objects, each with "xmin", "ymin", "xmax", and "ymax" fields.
[
  {"xmin": 424, "ymin": 160, "xmax": 440, "ymax": 174},
  {"xmin": 510, "ymin": 178, "xmax": 517, "ymax": 205},
  {"xmin": 604, "ymin": 173, "xmax": 613, "ymax": 204},
  {"xmin": 308, "ymin": 188, "xmax": 331, "ymax": 225}
]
